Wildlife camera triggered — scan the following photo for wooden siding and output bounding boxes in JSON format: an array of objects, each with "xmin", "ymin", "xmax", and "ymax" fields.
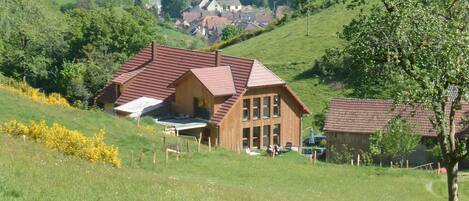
[
  {"xmin": 172, "ymin": 74, "xmax": 229, "ymax": 117},
  {"xmin": 325, "ymin": 131, "xmax": 369, "ymax": 160},
  {"xmin": 219, "ymin": 86, "xmax": 303, "ymax": 150},
  {"xmin": 172, "ymin": 74, "xmax": 214, "ymax": 115}
]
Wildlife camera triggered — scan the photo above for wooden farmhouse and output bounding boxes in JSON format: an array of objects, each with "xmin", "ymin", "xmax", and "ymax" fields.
[
  {"xmin": 324, "ymin": 98, "xmax": 469, "ymax": 164},
  {"xmin": 96, "ymin": 43, "xmax": 310, "ymax": 151}
]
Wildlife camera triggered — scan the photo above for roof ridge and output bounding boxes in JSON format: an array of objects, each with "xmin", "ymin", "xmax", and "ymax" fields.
[
  {"xmin": 331, "ymin": 97, "xmax": 393, "ymax": 102},
  {"xmin": 153, "ymin": 43, "xmax": 256, "ymax": 63}
]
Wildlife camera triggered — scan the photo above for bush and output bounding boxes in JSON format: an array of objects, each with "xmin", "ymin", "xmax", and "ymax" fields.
[
  {"xmin": 0, "ymin": 120, "xmax": 121, "ymax": 168},
  {"xmin": 329, "ymin": 144, "xmax": 354, "ymax": 164},
  {"xmin": 0, "ymin": 78, "xmax": 71, "ymax": 108}
]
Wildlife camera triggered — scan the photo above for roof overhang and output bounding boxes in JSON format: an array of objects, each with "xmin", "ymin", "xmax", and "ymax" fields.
[
  {"xmin": 156, "ymin": 117, "xmax": 208, "ymax": 131},
  {"xmin": 114, "ymin": 97, "xmax": 165, "ymax": 118}
]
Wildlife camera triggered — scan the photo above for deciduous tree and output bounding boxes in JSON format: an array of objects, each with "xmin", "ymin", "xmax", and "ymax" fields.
[{"xmin": 342, "ymin": 1, "xmax": 468, "ymax": 200}]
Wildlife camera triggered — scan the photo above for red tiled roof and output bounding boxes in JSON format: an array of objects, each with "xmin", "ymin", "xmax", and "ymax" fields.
[
  {"xmin": 324, "ymin": 98, "xmax": 469, "ymax": 137},
  {"xmin": 202, "ymin": 16, "xmax": 231, "ymax": 30},
  {"xmin": 111, "ymin": 68, "xmax": 144, "ymax": 84},
  {"xmin": 247, "ymin": 60, "xmax": 285, "ymax": 87},
  {"xmin": 96, "ymin": 44, "xmax": 310, "ymax": 124},
  {"xmin": 170, "ymin": 66, "xmax": 236, "ymax": 97}
]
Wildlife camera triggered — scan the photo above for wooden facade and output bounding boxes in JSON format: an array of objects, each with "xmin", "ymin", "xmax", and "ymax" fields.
[
  {"xmin": 171, "ymin": 76, "xmax": 304, "ymax": 150},
  {"xmin": 219, "ymin": 86, "xmax": 303, "ymax": 150},
  {"xmin": 325, "ymin": 132, "xmax": 370, "ymax": 159}
]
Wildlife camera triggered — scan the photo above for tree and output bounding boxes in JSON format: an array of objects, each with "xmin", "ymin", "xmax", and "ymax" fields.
[
  {"xmin": 221, "ymin": 25, "xmax": 242, "ymax": 41},
  {"xmin": 0, "ymin": 0, "xmax": 68, "ymax": 88},
  {"xmin": 161, "ymin": 0, "xmax": 189, "ymax": 18},
  {"xmin": 369, "ymin": 117, "xmax": 421, "ymax": 164},
  {"xmin": 341, "ymin": 0, "xmax": 468, "ymax": 200}
]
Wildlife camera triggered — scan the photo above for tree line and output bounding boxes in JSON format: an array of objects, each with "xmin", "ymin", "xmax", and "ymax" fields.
[{"xmin": 0, "ymin": 0, "xmax": 187, "ymax": 107}]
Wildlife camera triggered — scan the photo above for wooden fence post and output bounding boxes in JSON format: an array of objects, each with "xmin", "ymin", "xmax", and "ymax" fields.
[
  {"xmin": 165, "ymin": 148, "xmax": 169, "ymax": 164},
  {"xmin": 313, "ymin": 151, "xmax": 317, "ymax": 164},
  {"xmin": 406, "ymin": 160, "xmax": 409, "ymax": 168},
  {"xmin": 390, "ymin": 161, "xmax": 393, "ymax": 168},
  {"xmin": 163, "ymin": 136, "xmax": 166, "ymax": 151},
  {"xmin": 351, "ymin": 159, "xmax": 354, "ymax": 166},
  {"xmin": 186, "ymin": 140, "xmax": 190, "ymax": 153},
  {"xmin": 208, "ymin": 137, "xmax": 211, "ymax": 152},
  {"xmin": 176, "ymin": 145, "xmax": 180, "ymax": 161},
  {"xmin": 357, "ymin": 154, "xmax": 360, "ymax": 166},
  {"xmin": 198, "ymin": 132, "xmax": 202, "ymax": 152}
]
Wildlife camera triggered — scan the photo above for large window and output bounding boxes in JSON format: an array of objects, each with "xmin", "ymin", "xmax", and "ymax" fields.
[
  {"xmin": 253, "ymin": 98, "xmax": 260, "ymax": 120},
  {"xmin": 262, "ymin": 97, "xmax": 271, "ymax": 119},
  {"xmin": 273, "ymin": 124, "xmax": 281, "ymax": 145},
  {"xmin": 273, "ymin": 95, "xmax": 281, "ymax": 117},
  {"xmin": 242, "ymin": 99, "xmax": 250, "ymax": 121},
  {"xmin": 253, "ymin": 126, "xmax": 260, "ymax": 148},
  {"xmin": 263, "ymin": 125, "xmax": 270, "ymax": 147},
  {"xmin": 242, "ymin": 128, "xmax": 250, "ymax": 148}
]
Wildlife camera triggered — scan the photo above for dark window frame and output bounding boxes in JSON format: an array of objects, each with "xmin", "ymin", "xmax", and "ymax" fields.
[
  {"xmin": 242, "ymin": 99, "xmax": 250, "ymax": 121},
  {"xmin": 253, "ymin": 126, "xmax": 261, "ymax": 149},
  {"xmin": 273, "ymin": 124, "xmax": 281, "ymax": 145},
  {"xmin": 273, "ymin": 95, "xmax": 281, "ymax": 117},
  {"xmin": 262, "ymin": 96, "xmax": 271, "ymax": 119},
  {"xmin": 242, "ymin": 128, "xmax": 250, "ymax": 148},
  {"xmin": 252, "ymin": 98, "xmax": 260, "ymax": 120},
  {"xmin": 263, "ymin": 125, "xmax": 270, "ymax": 147}
]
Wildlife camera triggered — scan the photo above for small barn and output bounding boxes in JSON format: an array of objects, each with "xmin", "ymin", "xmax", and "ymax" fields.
[{"xmin": 324, "ymin": 98, "xmax": 469, "ymax": 164}]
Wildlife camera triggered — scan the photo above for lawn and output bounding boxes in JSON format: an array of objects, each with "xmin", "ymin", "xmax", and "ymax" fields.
[
  {"xmin": 1, "ymin": 88, "xmax": 468, "ymax": 200},
  {"xmin": 222, "ymin": 4, "xmax": 364, "ymax": 131}
]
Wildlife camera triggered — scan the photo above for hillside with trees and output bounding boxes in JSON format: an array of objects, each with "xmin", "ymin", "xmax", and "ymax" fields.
[{"xmin": 0, "ymin": 0, "xmax": 205, "ymax": 106}]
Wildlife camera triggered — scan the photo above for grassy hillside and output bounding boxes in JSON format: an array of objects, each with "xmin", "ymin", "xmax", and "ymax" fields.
[
  {"xmin": 1, "ymin": 88, "xmax": 469, "ymax": 200},
  {"xmin": 223, "ymin": 4, "xmax": 361, "ymax": 130}
]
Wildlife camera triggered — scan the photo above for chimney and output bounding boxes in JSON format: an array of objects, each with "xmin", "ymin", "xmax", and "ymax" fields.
[
  {"xmin": 215, "ymin": 50, "xmax": 222, "ymax": 66},
  {"xmin": 151, "ymin": 41, "xmax": 157, "ymax": 61}
]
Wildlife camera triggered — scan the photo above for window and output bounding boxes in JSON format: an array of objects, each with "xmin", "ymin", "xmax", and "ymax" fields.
[
  {"xmin": 253, "ymin": 126, "xmax": 260, "ymax": 148},
  {"xmin": 273, "ymin": 124, "xmax": 280, "ymax": 145},
  {"xmin": 263, "ymin": 125, "xmax": 270, "ymax": 147},
  {"xmin": 194, "ymin": 98, "xmax": 210, "ymax": 119},
  {"xmin": 242, "ymin": 99, "xmax": 250, "ymax": 121},
  {"xmin": 242, "ymin": 128, "xmax": 250, "ymax": 148},
  {"xmin": 273, "ymin": 95, "xmax": 281, "ymax": 117},
  {"xmin": 262, "ymin": 96, "xmax": 271, "ymax": 119},
  {"xmin": 253, "ymin": 98, "xmax": 260, "ymax": 120}
]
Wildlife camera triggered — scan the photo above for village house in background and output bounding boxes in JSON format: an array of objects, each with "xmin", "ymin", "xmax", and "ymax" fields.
[
  {"xmin": 176, "ymin": 0, "xmax": 289, "ymax": 44},
  {"xmin": 324, "ymin": 98, "xmax": 469, "ymax": 165},
  {"xmin": 96, "ymin": 43, "xmax": 310, "ymax": 151}
]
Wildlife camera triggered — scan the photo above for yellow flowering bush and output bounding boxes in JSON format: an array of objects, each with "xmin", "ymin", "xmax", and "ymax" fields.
[
  {"xmin": 0, "ymin": 79, "xmax": 70, "ymax": 108},
  {"xmin": 0, "ymin": 120, "xmax": 121, "ymax": 168}
]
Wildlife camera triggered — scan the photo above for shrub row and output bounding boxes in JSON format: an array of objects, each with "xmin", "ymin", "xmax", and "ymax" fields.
[
  {"xmin": 0, "ymin": 120, "xmax": 121, "ymax": 168},
  {"xmin": 0, "ymin": 78, "xmax": 70, "ymax": 108}
]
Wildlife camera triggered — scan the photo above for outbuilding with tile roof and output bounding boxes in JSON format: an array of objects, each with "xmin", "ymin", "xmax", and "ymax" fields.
[{"xmin": 324, "ymin": 98, "xmax": 469, "ymax": 163}]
